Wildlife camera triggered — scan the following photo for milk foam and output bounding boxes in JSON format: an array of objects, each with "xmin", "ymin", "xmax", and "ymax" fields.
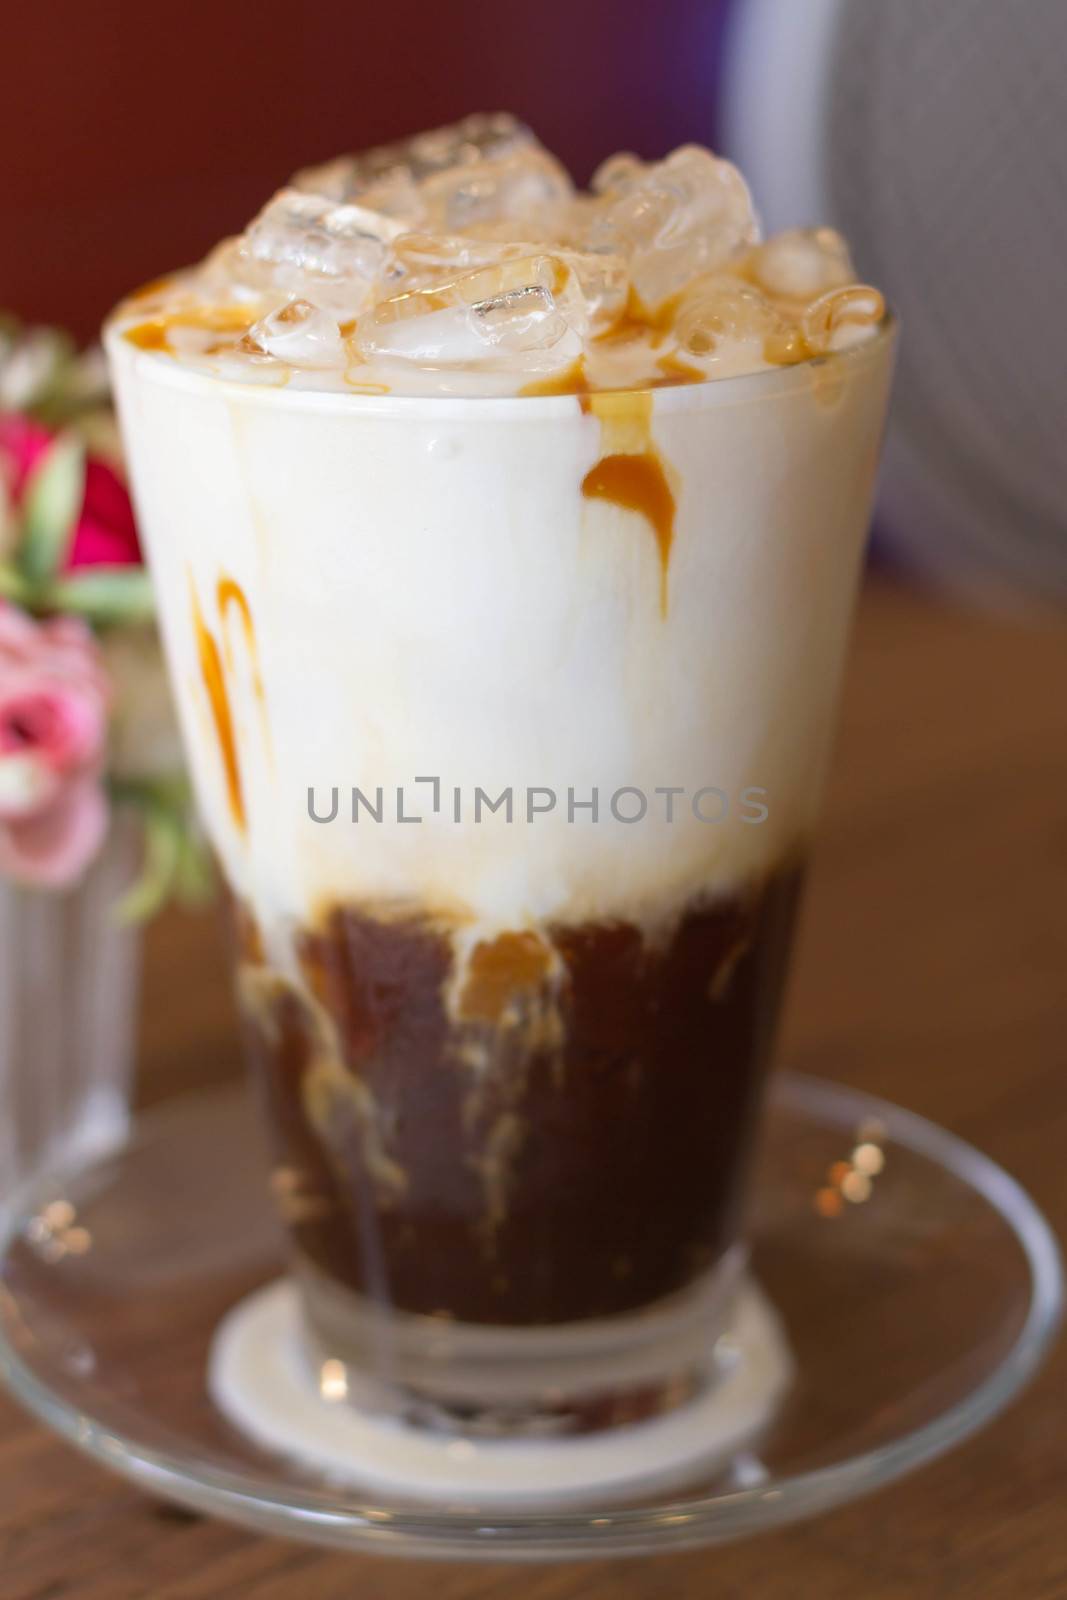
[{"xmin": 106, "ymin": 330, "xmax": 895, "ymax": 951}]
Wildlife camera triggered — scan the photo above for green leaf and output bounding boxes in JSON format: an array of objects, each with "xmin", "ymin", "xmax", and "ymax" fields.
[
  {"xmin": 113, "ymin": 802, "xmax": 183, "ymax": 925},
  {"xmin": 45, "ymin": 566, "xmax": 155, "ymax": 625},
  {"xmin": 18, "ymin": 434, "xmax": 85, "ymax": 583},
  {"xmin": 107, "ymin": 774, "xmax": 216, "ymax": 921},
  {"xmin": 0, "ymin": 561, "xmax": 35, "ymax": 606},
  {"xmin": 173, "ymin": 829, "xmax": 216, "ymax": 906},
  {"xmin": 109, "ymin": 773, "xmax": 190, "ymax": 811}
]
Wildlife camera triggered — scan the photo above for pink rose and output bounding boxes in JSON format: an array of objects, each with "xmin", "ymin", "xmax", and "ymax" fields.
[
  {"xmin": 0, "ymin": 602, "xmax": 111, "ymax": 887},
  {"xmin": 0, "ymin": 413, "xmax": 142, "ymax": 570}
]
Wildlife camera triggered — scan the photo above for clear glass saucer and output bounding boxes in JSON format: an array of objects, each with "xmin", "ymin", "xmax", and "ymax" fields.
[{"xmin": 0, "ymin": 1073, "xmax": 1060, "ymax": 1561}]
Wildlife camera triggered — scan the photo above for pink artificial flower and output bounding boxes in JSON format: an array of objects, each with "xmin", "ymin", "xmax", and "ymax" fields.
[
  {"xmin": 0, "ymin": 602, "xmax": 111, "ymax": 887},
  {"xmin": 0, "ymin": 413, "xmax": 141, "ymax": 570}
]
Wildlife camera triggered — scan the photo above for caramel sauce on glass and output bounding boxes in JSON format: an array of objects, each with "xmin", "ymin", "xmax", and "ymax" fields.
[
  {"xmin": 190, "ymin": 579, "xmax": 246, "ymax": 832},
  {"xmin": 124, "ymin": 305, "xmax": 256, "ymax": 355},
  {"xmin": 580, "ymin": 391, "xmax": 676, "ymax": 617},
  {"xmin": 217, "ymin": 575, "xmax": 265, "ymax": 704}
]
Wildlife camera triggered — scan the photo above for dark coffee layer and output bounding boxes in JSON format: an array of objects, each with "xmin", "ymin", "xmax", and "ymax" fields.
[{"xmin": 235, "ymin": 866, "xmax": 803, "ymax": 1327}]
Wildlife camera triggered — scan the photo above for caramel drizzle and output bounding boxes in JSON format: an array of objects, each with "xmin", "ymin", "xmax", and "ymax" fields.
[
  {"xmin": 218, "ymin": 574, "xmax": 273, "ymax": 765},
  {"xmin": 519, "ymin": 358, "xmax": 590, "ymax": 397},
  {"xmin": 652, "ymin": 351, "xmax": 706, "ymax": 386},
  {"xmin": 190, "ymin": 577, "xmax": 246, "ymax": 833},
  {"xmin": 594, "ymin": 284, "xmax": 680, "ymax": 347},
  {"xmin": 514, "ymin": 301, "xmax": 684, "ymax": 617},
  {"xmin": 580, "ymin": 391, "xmax": 677, "ymax": 617},
  {"xmin": 124, "ymin": 305, "xmax": 256, "ymax": 354},
  {"xmin": 457, "ymin": 931, "xmax": 554, "ymax": 1025},
  {"xmin": 124, "ymin": 320, "xmax": 170, "ymax": 353},
  {"xmin": 217, "ymin": 577, "xmax": 264, "ymax": 702},
  {"xmin": 520, "ymin": 353, "xmax": 705, "ymax": 397}
]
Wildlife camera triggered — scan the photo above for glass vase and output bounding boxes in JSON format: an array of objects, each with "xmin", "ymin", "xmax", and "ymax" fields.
[{"xmin": 0, "ymin": 816, "xmax": 141, "ymax": 1220}]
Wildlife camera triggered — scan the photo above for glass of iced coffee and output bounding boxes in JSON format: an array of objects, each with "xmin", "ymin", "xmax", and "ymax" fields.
[{"xmin": 106, "ymin": 116, "xmax": 893, "ymax": 1438}]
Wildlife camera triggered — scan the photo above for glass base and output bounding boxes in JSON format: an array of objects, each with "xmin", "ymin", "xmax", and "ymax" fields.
[
  {"xmin": 210, "ymin": 1273, "xmax": 791, "ymax": 1503},
  {"xmin": 0, "ymin": 1073, "xmax": 1060, "ymax": 1559},
  {"xmin": 295, "ymin": 1245, "xmax": 746, "ymax": 1437}
]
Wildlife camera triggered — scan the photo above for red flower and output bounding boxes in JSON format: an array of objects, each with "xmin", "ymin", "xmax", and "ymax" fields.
[
  {"xmin": 0, "ymin": 602, "xmax": 111, "ymax": 886},
  {"xmin": 0, "ymin": 413, "xmax": 142, "ymax": 569}
]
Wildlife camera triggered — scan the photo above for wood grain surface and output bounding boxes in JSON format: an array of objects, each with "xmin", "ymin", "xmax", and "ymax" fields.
[{"xmin": 2, "ymin": 577, "xmax": 1065, "ymax": 1599}]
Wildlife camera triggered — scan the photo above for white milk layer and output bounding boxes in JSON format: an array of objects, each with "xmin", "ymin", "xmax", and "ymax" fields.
[{"xmin": 106, "ymin": 330, "xmax": 893, "ymax": 947}]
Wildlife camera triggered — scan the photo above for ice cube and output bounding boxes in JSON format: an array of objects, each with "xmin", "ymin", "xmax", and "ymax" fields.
[
  {"xmin": 674, "ymin": 277, "xmax": 802, "ymax": 365},
  {"xmin": 586, "ymin": 145, "xmax": 759, "ymax": 311},
  {"xmin": 237, "ymin": 189, "xmax": 404, "ymax": 314},
  {"xmin": 752, "ymin": 228, "xmax": 855, "ymax": 302},
  {"xmin": 367, "ymin": 253, "xmax": 569, "ymax": 328},
  {"xmin": 590, "ymin": 151, "xmax": 644, "ymax": 195},
  {"xmin": 390, "ymin": 236, "xmax": 627, "ymax": 334},
  {"xmin": 801, "ymin": 286, "xmax": 886, "ymax": 354},
  {"xmin": 421, "ymin": 148, "xmax": 573, "ymax": 234},
  {"xmin": 247, "ymin": 299, "xmax": 346, "ymax": 367},
  {"xmin": 408, "ymin": 111, "xmax": 537, "ymax": 175},
  {"xmin": 551, "ymin": 247, "xmax": 628, "ymax": 332},
  {"xmin": 290, "ymin": 157, "xmax": 425, "ymax": 225},
  {"xmin": 384, "ymin": 231, "xmax": 521, "ymax": 292},
  {"xmin": 470, "ymin": 284, "xmax": 570, "ymax": 353},
  {"xmin": 358, "ymin": 254, "xmax": 582, "ymax": 368},
  {"xmin": 358, "ymin": 288, "xmax": 568, "ymax": 368},
  {"xmin": 293, "ymin": 113, "xmax": 537, "ymax": 201},
  {"xmin": 292, "ymin": 154, "xmax": 365, "ymax": 202},
  {"xmin": 197, "ymin": 239, "xmax": 264, "ymax": 304},
  {"xmin": 342, "ymin": 168, "xmax": 427, "ymax": 226},
  {"xmin": 381, "ymin": 239, "xmax": 627, "ymax": 336},
  {"xmin": 457, "ymin": 214, "xmax": 563, "ymax": 248}
]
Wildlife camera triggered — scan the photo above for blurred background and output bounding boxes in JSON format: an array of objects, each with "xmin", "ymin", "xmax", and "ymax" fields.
[
  {"xmin": 4, "ymin": 0, "xmax": 1066, "ymax": 602},
  {"xmin": 2, "ymin": 0, "xmax": 729, "ymax": 342}
]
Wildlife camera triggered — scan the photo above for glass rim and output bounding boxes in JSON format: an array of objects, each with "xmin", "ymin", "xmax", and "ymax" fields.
[{"xmin": 103, "ymin": 311, "xmax": 897, "ymax": 421}]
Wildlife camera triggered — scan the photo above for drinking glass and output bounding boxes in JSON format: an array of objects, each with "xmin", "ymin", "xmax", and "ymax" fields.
[{"xmin": 107, "ymin": 322, "xmax": 894, "ymax": 1434}]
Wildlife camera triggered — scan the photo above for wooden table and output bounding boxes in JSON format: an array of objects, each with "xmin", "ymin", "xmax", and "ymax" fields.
[{"xmin": 2, "ymin": 577, "xmax": 1065, "ymax": 1599}]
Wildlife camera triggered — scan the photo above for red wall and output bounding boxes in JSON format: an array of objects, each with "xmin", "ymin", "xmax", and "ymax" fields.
[{"xmin": 2, "ymin": 0, "xmax": 727, "ymax": 342}]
